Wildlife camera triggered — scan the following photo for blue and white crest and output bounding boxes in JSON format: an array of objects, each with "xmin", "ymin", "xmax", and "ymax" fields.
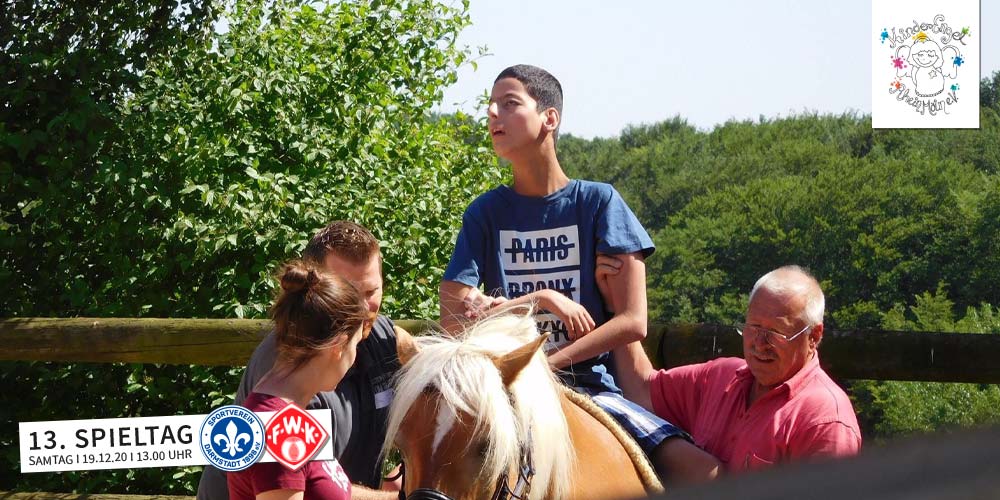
[{"xmin": 200, "ymin": 405, "xmax": 265, "ymax": 472}]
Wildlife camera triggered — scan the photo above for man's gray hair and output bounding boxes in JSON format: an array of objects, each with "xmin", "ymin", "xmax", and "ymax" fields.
[{"xmin": 748, "ymin": 265, "xmax": 825, "ymax": 326}]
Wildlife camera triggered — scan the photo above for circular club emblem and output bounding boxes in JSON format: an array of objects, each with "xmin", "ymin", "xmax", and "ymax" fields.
[
  {"xmin": 200, "ymin": 405, "xmax": 265, "ymax": 472},
  {"xmin": 265, "ymin": 403, "xmax": 329, "ymax": 471}
]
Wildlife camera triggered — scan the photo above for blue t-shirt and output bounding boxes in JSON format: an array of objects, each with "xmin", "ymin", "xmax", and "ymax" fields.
[{"xmin": 443, "ymin": 179, "xmax": 654, "ymax": 392}]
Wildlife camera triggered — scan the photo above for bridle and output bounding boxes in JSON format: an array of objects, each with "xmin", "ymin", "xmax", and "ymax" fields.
[{"xmin": 394, "ymin": 433, "xmax": 535, "ymax": 500}]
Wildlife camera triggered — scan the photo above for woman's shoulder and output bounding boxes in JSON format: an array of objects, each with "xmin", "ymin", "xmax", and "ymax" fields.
[{"xmin": 243, "ymin": 392, "xmax": 289, "ymax": 412}]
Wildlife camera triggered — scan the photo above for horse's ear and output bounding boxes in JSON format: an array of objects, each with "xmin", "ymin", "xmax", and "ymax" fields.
[
  {"xmin": 494, "ymin": 333, "xmax": 548, "ymax": 386},
  {"xmin": 395, "ymin": 325, "xmax": 419, "ymax": 366}
]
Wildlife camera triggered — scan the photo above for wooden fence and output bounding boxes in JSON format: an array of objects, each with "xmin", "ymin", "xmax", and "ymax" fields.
[
  {"xmin": 3, "ymin": 318, "xmax": 1000, "ymax": 383},
  {"xmin": 3, "ymin": 317, "xmax": 1000, "ymax": 500}
]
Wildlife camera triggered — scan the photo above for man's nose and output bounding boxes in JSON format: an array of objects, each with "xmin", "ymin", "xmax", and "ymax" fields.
[
  {"xmin": 751, "ymin": 329, "xmax": 772, "ymax": 349},
  {"xmin": 487, "ymin": 102, "xmax": 498, "ymax": 119}
]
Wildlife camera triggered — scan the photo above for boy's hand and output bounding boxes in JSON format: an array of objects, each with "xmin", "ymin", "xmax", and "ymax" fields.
[
  {"xmin": 539, "ymin": 289, "xmax": 595, "ymax": 340},
  {"xmin": 596, "ymin": 253, "xmax": 624, "ymax": 313},
  {"xmin": 462, "ymin": 288, "xmax": 508, "ymax": 319}
]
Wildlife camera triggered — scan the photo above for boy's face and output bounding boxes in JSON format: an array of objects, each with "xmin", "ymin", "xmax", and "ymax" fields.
[{"xmin": 488, "ymin": 77, "xmax": 554, "ymax": 159}]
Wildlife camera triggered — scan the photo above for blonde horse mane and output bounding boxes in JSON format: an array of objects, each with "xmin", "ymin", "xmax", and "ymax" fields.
[{"xmin": 383, "ymin": 309, "xmax": 574, "ymax": 500}]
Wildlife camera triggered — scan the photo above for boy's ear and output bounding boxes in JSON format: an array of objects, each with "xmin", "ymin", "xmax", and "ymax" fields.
[{"xmin": 542, "ymin": 107, "xmax": 560, "ymax": 133}]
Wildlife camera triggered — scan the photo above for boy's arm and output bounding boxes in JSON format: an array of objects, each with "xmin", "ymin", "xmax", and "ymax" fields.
[
  {"xmin": 497, "ymin": 289, "xmax": 595, "ymax": 338},
  {"xmin": 597, "ymin": 253, "xmax": 655, "ymax": 408},
  {"xmin": 613, "ymin": 339, "xmax": 656, "ymax": 410},
  {"xmin": 548, "ymin": 251, "xmax": 647, "ymax": 369},
  {"xmin": 440, "ymin": 280, "xmax": 476, "ymax": 333},
  {"xmin": 442, "ymin": 281, "xmax": 595, "ymax": 338},
  {"xmin": 440, "ymin": 202, "xmax": 490, "ymax": 333}
]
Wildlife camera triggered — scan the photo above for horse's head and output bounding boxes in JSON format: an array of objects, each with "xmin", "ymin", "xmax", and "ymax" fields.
[{"xmin": 385, "ymin": 312, "xmax": 573, "ymax": 500}]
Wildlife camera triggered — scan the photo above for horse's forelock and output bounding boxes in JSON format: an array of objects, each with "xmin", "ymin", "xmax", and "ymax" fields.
[{"xmin": 384, "ymin": 311, "xmax": 574, "ymax": 499}]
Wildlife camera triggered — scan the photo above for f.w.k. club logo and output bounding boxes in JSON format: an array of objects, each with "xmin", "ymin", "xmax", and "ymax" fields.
[{"xmin": 265, "ymin": 403, "xmax": 329, "ymax": 471}]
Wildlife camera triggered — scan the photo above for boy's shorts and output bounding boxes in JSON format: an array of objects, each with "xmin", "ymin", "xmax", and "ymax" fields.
[{"xmin": 577, "ymin": 388, "xmax": 692, "ymax": 454}]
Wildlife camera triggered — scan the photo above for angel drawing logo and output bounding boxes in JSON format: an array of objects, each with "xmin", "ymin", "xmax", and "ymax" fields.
[
  {"xmin": 874, "ymin": 9, "xmax": 977, "ymax": 127},
  {"xmin": 894, "ymin": 33, "xmax": 961, "ymax": 98}
]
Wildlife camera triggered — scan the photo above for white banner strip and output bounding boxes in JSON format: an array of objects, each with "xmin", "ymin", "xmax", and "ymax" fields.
[{"xmin": 19, "ymin": 411, "xmax": 333, "ymax": 473}]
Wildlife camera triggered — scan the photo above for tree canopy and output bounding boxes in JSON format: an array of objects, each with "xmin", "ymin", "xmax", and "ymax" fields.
[
  {"xmin": 1, "ymin": 0, "xmax": 501, "ymax": 493},
  {"xmin": 560, "ymin": 73, "xmax": 1000, "ymax": 443}
]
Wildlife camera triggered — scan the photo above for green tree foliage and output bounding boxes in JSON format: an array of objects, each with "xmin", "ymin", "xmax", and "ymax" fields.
[
  {"xmin": 1, "ymin": 0, "xmax": 500, "ymax": 493},
  {"xmin": 3, "ymin": 0, "xmax": 498, "ymax": 320},
  {"xmin": 853, "ymin": 287, "xmax": 1000, "ymax": 441},
  {"xmin": 1, "ymin": 0, "xmax": 221, "ymax": 316},
  {"xmin": 562, "ymin": 73, "xmax": 1000, "ymax": 328},
  {"xmin": 2, "ymin": 1, "xmax": 219, "ymax": 491},
  {"xmin": 87, "ymin": 0, "xmax": 498, "ymax": 321},
  {"xmin": 561, "ymin": 72, "xmax": 1000, "ymax": 438}
]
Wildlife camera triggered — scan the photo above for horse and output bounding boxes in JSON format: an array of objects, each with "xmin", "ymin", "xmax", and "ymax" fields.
[{"xmin": 385, "ymin": 311, "xmax": 663, "ymax": 500}]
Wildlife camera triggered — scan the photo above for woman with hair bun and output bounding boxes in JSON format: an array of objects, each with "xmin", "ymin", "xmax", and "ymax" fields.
[{"xmin": 228, "ymin": 260, "xmax": 373, "ymax": 500}]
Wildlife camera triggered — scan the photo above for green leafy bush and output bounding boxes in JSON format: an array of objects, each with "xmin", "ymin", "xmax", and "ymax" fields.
[{"xmin": 1, "ymin": 0, "xmax": 501, "ymax": 493}]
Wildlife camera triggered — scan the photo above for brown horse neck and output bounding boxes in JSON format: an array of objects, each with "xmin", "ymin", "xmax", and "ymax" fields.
[{"xmin": 558, "ymin": 389, "xmax": 662, "ymax": 499}]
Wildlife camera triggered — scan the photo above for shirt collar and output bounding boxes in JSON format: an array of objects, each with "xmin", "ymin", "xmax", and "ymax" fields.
[
  {"xmin": 733, "ymin": 353, "xmax": 823, "ymax": 400},
  {"xmin": 783, "ymin": 353, "xmax": 822, "ymax": 399}
]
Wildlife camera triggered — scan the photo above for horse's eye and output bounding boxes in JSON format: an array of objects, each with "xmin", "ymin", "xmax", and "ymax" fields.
[{"xmin": 475, "ymin": 442, "xmax": 489, "ymax": 457}]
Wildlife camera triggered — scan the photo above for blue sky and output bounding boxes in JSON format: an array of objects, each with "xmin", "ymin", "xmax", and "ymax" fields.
[{"xmin": 438, "ymin": 0, "xmax": 998, "ymax": 138}]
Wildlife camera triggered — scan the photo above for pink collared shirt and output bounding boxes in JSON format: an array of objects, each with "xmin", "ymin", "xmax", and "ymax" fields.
[{"xmin": 650, "ymin": 355, "xmax": 861, "ymax": 473}]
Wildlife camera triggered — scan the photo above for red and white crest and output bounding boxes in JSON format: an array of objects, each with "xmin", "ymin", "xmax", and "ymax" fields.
[{"xmin": 265, "ymin": 404, "xmax": 329, "ymax": 471}]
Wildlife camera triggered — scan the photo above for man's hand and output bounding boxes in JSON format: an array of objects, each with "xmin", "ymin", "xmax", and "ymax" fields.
[
  {"xmin": 349, "ymin": 484, "xmax": 397, "ymax": 500},
  {"xmin": 381, "ymin": 465, "xmax": 402, "ymax": 492},
  {"xmin": 596, "ymin": 253, "xmax": 624, "ymax": 313},
  {"xmin": 538, "ymin": 289, "xmax": 595, "ymax": 340}
]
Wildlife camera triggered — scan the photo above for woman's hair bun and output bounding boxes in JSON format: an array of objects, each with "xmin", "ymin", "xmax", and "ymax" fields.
[
  {"xmin": 279, "ymin": 262, "xmax": 318, "ymax": 293},
  {"xmin": 269, "ymin": 257, "xmax": 368, "ymax": 370}
]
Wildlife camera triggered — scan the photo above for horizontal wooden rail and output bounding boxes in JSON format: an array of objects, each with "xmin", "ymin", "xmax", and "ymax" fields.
[
  {"xmin": 2, "ymin": 318, "xmax": 999, "ymax": 383},
  {"xmin": 0, "ymin": 318, "xmax": 432, "ymax": 366},
  {"xmin": 651, "ymin": 323, "xmax": 1000, "ymax": 384}
]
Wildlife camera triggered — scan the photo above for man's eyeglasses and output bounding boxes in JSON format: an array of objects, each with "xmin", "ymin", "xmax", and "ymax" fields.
[
  {"xmin": 361, "ymin": 311, "xmax": 376, "ymax": 340},
  {"xmin": 736, "ymin": 323, "xmax": 812, "ymax": 346}
]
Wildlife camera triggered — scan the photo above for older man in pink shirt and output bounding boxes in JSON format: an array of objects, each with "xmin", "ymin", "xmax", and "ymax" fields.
[{"xmin": 605, "ymin": 264, "xmax": 861, "ymax": 474}]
